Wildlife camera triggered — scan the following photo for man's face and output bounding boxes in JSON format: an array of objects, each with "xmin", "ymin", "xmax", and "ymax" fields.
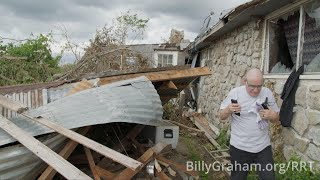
[{"xmin": 245, "ymin": 79, "xmax": 263, "ymax": 97}]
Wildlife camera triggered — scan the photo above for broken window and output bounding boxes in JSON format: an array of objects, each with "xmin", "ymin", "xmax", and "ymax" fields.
[
  {"xmin": 266, "ymin": 0, "xmax": 320, "ymax": 74},
  {"xmin": 158, "ymin": 54, "xmax": 173, "ymax": 67}
]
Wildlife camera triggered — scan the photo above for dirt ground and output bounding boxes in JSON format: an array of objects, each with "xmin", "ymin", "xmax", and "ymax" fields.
[{"xmin": 162, "ymin": 109, "xmax": 229, "ymax": 180}]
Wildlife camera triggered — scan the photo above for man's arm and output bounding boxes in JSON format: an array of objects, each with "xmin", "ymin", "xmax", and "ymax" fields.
[
  {"xmin": 219, "ymin": 107, "xmax": 232, "ymax": 121},
  {"xmin": 269, "ymin": 110, "xmax": 280, "ymax": 124},
  {"xmin": 219, "ymin": 103, "xmax": 241, "ymax": 121},
  {"xmin": 259, "ymin": 109, "xmax": 280, "ymax": 124}
]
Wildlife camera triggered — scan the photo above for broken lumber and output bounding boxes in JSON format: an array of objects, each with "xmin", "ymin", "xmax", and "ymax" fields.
[
  {"xmin": 0, "ymin": 115, "xmax": 91, "ymax": 180},
  {"xmin": 38, "ymin": 126, "xmax": 91, "ymax": 180},
  {"xmin": 191, "ymin": 113, "xmax": 231, "ymax": 176},
  {"xmin": 0, "ymin": 95, "xmax": 28, "ymax": 113},
  {"xmin": 84, "ymin": 147, "xmax": 101, "ymax": 180},
  {"xmin": 0, "ymin": 94, "xmax": 142, "ymax": 171},
  {"xmin": 113, "ymin": 143, "xmax": 171, "ymax": 180},
  {"xmin": 155, "ymin": 155, "xmax": 199, "ymax": 179},
  {"xmin": 95, "ymin": 166, "xmax": 116, "ymax": 179},
  {"xmin": 99, "ymin": 67, "xmax": 211, "ymax": 85},
  {"xmin": 23, "ymin": 114, "xmax": 142, "ymax": 171},
  {"xmin": 39, "ymin": 79, "xmax": 95, "ymax": 180}
]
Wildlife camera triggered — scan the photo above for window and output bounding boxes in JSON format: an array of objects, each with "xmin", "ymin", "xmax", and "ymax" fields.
[
  {"xmin": 265, "ymin": 0, "xmax": 320, "ymax": 74},
  {"xmin": 158, "ymin": 54, "xmax": 173, "ymax": 67}
]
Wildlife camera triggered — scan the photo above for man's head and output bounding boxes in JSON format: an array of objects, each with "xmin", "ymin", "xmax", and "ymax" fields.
[{"xmin": 243, "ymin": 68, "xmax": 264, "ymax": 97}]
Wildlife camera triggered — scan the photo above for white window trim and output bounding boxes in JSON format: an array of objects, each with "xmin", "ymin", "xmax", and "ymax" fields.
[{"xmin": 262, "ymin": 0, "xmax": 320, "ymax": 78}]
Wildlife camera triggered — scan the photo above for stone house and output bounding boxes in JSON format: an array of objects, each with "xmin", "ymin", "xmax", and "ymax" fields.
[{"xmin": 191, "ymin": 0, "xmax": 320, "ymax": 164}]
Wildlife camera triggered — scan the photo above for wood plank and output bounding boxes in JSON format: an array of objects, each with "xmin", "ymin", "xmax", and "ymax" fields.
[
  {"xmin": 114, "ymin": 143, "xmax": 171, "ymax": 180},
  {"xmin": 99, "ymin": 67, "xmax": 211, "ymax": 85},
  {"xmin": 95, "ymin": 166, "xmax": 116, "ymax": 179},
  {"xmin": 155, "ymin": 155, "xmax": 199, "ymax": 178},
  {"xmin": 0, "ymin": 95, "xmax": 28, "ymax": 113},
  {"xmin": 22, "ymin": 113, "xmax": 142, "ymax": 171},
  {"xmin": 155, "ymin": 171, "xmax": 172, "ymax": 180},
  {"xmin": 112, "ymin": 124, "xmax": 145, "ymax": 152},
  {"xmin": 0, "ymin": 115, "xmax": 91, "ymax": 180},
  {"xmin": 97, "ymin": 124, "xmax": 145, "ymax": 168},
  {"xmin": 0, "ymin": 81, "xmax": 141, "ymax": 170},
  {"xmin": 84, "ymin": 147, "xmax": 101, "ymax": 180},
  {"xmin": 159, "ymin": 81, "xmax": 178, "ymax": 90},
  {"xmin": 38, "ymin": 126, "xmax": 91, "ymax": 180},
  {"xmin": 39, "ymin": 80, "xmax": 94, "ymax": 180}
]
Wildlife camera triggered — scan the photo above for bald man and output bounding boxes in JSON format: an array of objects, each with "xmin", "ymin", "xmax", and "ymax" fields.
[{"xmin": 219, "ymin": 68, "xmax": 279, "ymax": 180}]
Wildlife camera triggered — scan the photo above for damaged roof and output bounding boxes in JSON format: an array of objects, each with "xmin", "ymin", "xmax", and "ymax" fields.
[
  {"xmin": 0, "ymin": 76, "xmax": 163, "ymax": 146},
  {"xmin": 0, "ymin": 66, "xmax": 211, "ymax": 105},
  {"xmin": 193, "ymin": 0, "xmax": 298, "ymax": 50}
]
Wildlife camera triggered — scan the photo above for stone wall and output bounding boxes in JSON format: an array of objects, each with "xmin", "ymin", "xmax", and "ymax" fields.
[
  {"xmin": 277, "ymin": 80, "xmax": 320, "ymax": 163},
  {"xmin": 198, "ymin": 20, "xmax": 263, "ymax": 127},
  {"xmin": 197, "ymin": 19, "xmax": 320, "ymax": 164}
]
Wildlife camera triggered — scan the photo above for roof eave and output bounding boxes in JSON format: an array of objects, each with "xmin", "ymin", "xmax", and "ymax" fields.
[{"xmin": 193, "ymin": 0, "xmax": 297, "ymax": 50}]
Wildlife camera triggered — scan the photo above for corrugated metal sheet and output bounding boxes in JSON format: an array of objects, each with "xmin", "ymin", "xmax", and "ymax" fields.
[
  {"xmin": 0, "ymin": 89, "xmax": 46, "ymax": 119},
  {"xmin": 0, "ymin": 76, "xmax": 163, "ymax": 146},
  {"xmin": 0, "ymin": 133, "xmax": 67, "ymax": 179}
]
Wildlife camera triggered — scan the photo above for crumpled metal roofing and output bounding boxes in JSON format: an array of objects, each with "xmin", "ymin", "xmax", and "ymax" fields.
[
  {"xmin": 0, "ymin": 76, "xmax": 163, "ymax": 146},
  {"xmin": 0, "ymin": 133, "xmax": 67, "ymax": 179}
]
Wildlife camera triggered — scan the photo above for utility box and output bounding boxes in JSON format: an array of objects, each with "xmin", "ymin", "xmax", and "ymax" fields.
[
  {"xmin": 141, "ymin": 121, "xmax": 179, "ymax": 149},
  {"xmin": 155, "ymin": 121, "xmax": 179, "ymax": 149}
]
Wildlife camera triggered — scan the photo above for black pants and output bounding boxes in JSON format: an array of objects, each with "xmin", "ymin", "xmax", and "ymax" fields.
[{"xmin": 230, "ymin": 145, "xmax": 275, "ymax": 180}]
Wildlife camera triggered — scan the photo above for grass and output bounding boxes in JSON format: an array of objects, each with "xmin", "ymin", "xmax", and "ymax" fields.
[{"xmin": 182, "ymin": 136, "xmax": 209, "ymax": 180}]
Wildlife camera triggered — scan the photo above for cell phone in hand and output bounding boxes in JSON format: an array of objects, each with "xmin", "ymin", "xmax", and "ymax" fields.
[
  {"xmin": 231, "ymin": 99, "xmax": 240, "ymax": 116},
  {"xmin": 261, "ymin": 97, "xmax": 269, "ymax": 110}
]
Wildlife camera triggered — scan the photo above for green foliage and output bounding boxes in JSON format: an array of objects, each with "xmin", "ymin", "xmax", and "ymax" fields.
[
  {"xmin": 275, "ymin": 156, "xmax": 320, "ymax": 180},
  {"xmin": 216, "ymin": 127, "xmax": 230, "ymax": 147},
  {"xmin": 0, "ymin": 34, "xmax": 61, "ymax": 86},
  {"xmin": 246, "ymin": 155, "xmax": 320, "ymax": 180},
  {"xmin": 116, "ymin": 11, "xmax": 149, "ymax": 29},
  {"xmin": 162, "ymin": 100, "xmax": 175, "ymax": 120},
  {"xmin": 115, "ymin": 10, "xmax": 149, "ymax": 44},
  {"xmin": 182, "ymin": 136, "xmax": 209, "ymax": 180}
]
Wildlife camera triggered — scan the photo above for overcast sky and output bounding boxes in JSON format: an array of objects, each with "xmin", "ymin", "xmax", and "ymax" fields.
[{"xmin": 0, "ymin": 0, "xmax": 251, "ymax": 64}]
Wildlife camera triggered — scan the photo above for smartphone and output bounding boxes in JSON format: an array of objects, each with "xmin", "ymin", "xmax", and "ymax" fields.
[
  {"xmin": 231, "ymin": 99, "xmax": 240, "ymax": 116},
  {"xmin": 261, "ymin": 97, "xmax": 269, "ymax": 109}
]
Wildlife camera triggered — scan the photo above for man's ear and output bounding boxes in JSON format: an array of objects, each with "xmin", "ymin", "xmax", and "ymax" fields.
[{"xmin": 241, "ymin": 77, "xmax": 247, "ymax": 85}]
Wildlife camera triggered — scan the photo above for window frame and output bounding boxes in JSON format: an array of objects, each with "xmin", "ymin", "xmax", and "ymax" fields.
[
  {"xmin": 262, "ymin": 0, "xmax": 320, "ymax": 78},
  {"xmin": 157, "ymin": 53, "xmax": 174, "ymax": 67}
]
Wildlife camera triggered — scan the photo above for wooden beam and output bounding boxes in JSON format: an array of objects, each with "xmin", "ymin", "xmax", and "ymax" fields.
[
  {"xmin": 97, "ymin": 125, "xmax": 145, "ymax": 167},
  {"xmin": 112, "ymin": 124, "xmax": 145, "ymax": 152},
  {"xmin": 22, "ymin": 113, "xmax": 142, "ymax": 171},
  {"xmin": 0, "ymin": 115, "xmax": 91, "ymax": 180},
  {"xmin": 99, "ymin": 67, "xmax": 211, "ymax": 85},
  {"xmin": 155, "ymin": 155, "xmax": 199, "ymax": 178},
  {"xmin": 0, "ymin": 83, "xmax": 142, "ymax": 171},
  {"xmin": 155, "ymin": 171, "xmax": 172, "ymax": 180},
  {"xmin": 0, "ymin": 95, "xmax": 28, "ymax": 113},
  {"xmin": 95, "ymin": 166, "xmax": 116, "ymax": 179},
  {"xmin": 84, "ymin": 147, "xmax": 101, "ymax": 180},
  {"xmin": 39, "ymin": 80, "xmax": 94, "ymax": 180},
  {"xmin": 113, "ymin": 143, "xmax": 171, "ymax": 180},
  {"xmin": 38, "ymin": 126, "xmax": 91, "ymax": 180},
  {"xmin": 158, "ymin": 81, "xmax": 178, "ymax": 90}
]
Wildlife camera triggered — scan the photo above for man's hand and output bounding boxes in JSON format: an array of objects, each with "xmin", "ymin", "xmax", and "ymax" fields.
[
  {"xmin": 228, "ymin": 103, "xmax": 241, "ymax": 114},
  {"xmin": 259, "ymin": 108, "xmax": 280, "ymax": 124},
  {"xmin": 219, "ymin": 103, "xmax": 241, "ymax": 121}
]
